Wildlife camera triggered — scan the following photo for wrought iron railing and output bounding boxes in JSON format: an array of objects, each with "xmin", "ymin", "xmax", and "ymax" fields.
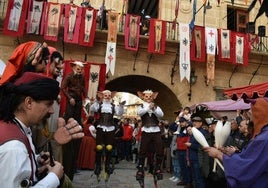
[{"xmin": 0, "ymin": 1, "xmax": 267, "ymax": 54}]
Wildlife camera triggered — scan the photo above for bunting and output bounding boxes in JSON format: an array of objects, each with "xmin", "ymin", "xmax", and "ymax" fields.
[
  {"xmin": 148, "ymin": 19, "xmax": 167, "ymax": 54},
  {"xmin": 105, "ymin": 12, "xmax": 119, "ymax": 75},
  {"xmin": 26, "ymin": 0, "xmax": 44, "ymax": 35},
  {"xmin": 78, "ymin": 8, "xmax": 97, "ymax": 47},
  {"xmin": 3, "ymin": 0, "xmax": 29, "ymax": 36},
  {"xmin": 190, "ymin": 26, "xmax": 206, "ymax": 62},
  {"xmin": 179, "ymin": 23, "xmax": 191, "ymax": 82},
  {"xmin": 205, "ymin": 27, "xmax": 217, "ymax": 85},
  {"xmin": 44, "ymin": 2, "xmax": 63, "ymax": 41},
  {"xmin": 64, "ymin": 5, "xmax": 82, "ymax": 44},
  {"xmin": 124, "ymin": 14, "xmax": 141, "ymax": 51}
]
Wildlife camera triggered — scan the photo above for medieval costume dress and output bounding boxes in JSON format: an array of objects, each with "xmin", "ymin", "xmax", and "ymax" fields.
[{"xmin": 77, "ymin": 121, "xmax": 96, "ymax": 170}]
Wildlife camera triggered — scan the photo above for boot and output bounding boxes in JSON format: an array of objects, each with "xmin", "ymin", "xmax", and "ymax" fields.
[
  {"xmin": 154, "ymin": 164, "xmax": 163, "ymax": 180},
  {"xmin": 136, "ymin": 165, "xmax": 144, "ymax": 180},
  {"xmin": 94, "ymin": 165, "xmax": 101, "ymax": 175},
  {"xmin": 105, "ymin": 165, "xmax": 114, "ymax": 175}
]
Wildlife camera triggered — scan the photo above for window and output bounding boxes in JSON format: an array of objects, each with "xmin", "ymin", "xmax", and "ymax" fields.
[
  {"xmin": 127, "ymin": 0, "xmax": 159, "ymax": 35},
  {"xmin": 227, "ymin": 7, "xmax": 249, "ymax": 33},
  {"xmin": 127, "ymin": 0, "xmax": 159, "ymax": 18}
]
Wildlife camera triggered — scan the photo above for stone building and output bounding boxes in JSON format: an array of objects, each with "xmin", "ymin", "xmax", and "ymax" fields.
[{"xmin": 0, "ymin": 0, "xmax": 267, "ymax": 121}]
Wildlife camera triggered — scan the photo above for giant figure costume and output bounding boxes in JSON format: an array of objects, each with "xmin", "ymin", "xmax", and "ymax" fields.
[
  {"xmin": 90, "ymin": 90, "xmax": 124, "ymax": 175},
  {"xmin": 136, "ymin": 90, "xmax": 164, "ymax": 179}
]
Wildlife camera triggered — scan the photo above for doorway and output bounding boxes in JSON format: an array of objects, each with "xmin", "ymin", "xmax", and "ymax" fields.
[{"xmin": 106, "ymin": 75, "xmax": 181, "ymax": 121}]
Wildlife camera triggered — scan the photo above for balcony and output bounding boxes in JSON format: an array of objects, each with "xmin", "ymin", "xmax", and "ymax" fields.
[{"xmin": 0, "ymin": 0, "xmax": 267, "ymax": 54}]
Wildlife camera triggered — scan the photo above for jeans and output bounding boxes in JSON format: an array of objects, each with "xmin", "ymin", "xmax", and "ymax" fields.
[
  {"xmin": 171, "ymin": 155, "xmax": 180, "ymax": 178},
  {"xmin": 178, "ymin": 150, "xmax": 192, "ymax": 184},
  {"xmin": 190, "ymin": 160, "xmax": 205, "ymax": 188}
]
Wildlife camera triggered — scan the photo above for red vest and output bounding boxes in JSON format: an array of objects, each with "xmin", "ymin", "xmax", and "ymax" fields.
[{"xmin": 0, "ymin": 121, "xmax": 34, "ymax": 181}]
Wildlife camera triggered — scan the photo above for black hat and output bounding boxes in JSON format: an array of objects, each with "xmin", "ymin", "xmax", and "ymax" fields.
[
  {"xmin": 179, "ymin": 117, "xmax": 187, "ymax": 122},
  {"xmin": 14, "ymin": 72, "xmax": 59, "ymax": 100}
]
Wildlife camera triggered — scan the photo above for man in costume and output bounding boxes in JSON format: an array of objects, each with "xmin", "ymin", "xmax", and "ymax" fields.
[
  {"xmin": 0, "ymin": 41, "xmax": 84, "ymax": 145},
  {"xmin": 61, "ymin": 61, "xmax": 87, "ymax": 180},
  {"xmin": 136, "ymin": 90, "xmax": 164, "ymax": 180},
  {"xmin": 0, "ymin": 41, "xmax": 49, "ymax": 85},
  {"xmin": 90, "ymin": 90, "xmax": 125, "ymax": 176},
  {"xmin": 204, "ymin": 98, "xmax": 268, "ymax": 187},
  {"xmin": 0, "ymin": 72, "xmax": 64, "ymax": 187}
]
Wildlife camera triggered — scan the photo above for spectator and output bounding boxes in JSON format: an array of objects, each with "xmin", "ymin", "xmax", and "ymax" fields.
[
  {"xmin": 177, "ymin": 117, "xmax": 192, "ymax": 187},
  {"xmin": 225, "ymin": 119, "xmax": 251, "ymax": 152},
  {"xmin": 204, "ymin": 98, "xmax": 268, "ymax": 188},
  {"xmin": 160, "ymin": 120, "xmax": 173, "ymax": 173},
  {"xmin": 185, "ymin": 116, "xmax": 208, "ymax": 188},
  {"xmin": 169, "ymin": 118, "xmax": 181, "ymax": 182},
  {"xmin": 121, "ymin": 118, "xmax": 134, "ymax": 161},
  {"xmin": 179, "ymin": 107, "xmax": 192, "ymax": 121},
  {"xmin": 132, "ymin": 119, "xmax": 142, "ymax": 164}
]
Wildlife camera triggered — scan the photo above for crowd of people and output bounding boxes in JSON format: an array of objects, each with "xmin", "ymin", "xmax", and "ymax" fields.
[{"xmin": 0, "ymin": 41, "xmax": 268, "ymax": 188}]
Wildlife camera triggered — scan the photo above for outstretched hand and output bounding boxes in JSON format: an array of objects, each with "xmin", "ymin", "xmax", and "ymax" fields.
[{"xmin": 54, "ymin": 117, "xmax": 84, "ymax": 145}]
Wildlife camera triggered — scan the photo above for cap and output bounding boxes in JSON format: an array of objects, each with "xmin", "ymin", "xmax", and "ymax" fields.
[
  {"xmin": 191, "ymin": 116, "xmax": 202, "ymax": 122},
  {"xmin": 14, "ymin": 72, "xmax": 59, "ymax": 100},
  {"xmin": 205, "ymin": 117, "xmax": 217, "ymax": 125}
]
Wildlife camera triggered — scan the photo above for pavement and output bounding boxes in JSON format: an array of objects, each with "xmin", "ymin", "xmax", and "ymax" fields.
[{"xmin": 72, "ymin": 160, "xmax": 185, "ymax": 188}]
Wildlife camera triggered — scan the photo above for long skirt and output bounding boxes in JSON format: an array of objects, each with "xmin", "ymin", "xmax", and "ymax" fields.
[{"xmin": 77, "ymin": 136, "xmax": 96, "ymax": 170}]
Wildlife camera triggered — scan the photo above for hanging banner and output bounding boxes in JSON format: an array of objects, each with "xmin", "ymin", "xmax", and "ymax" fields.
[
  {"xmin": 64, "ymin": 5, "xmax": 82, "ymax": 44},
  {"xmin": 78, "ymin": 8, "xmax": 98, "ymax": 47},
  {"xmin": 124, "ymin": 14, "xmax": 141, "ymax": 51},
  {"xmin": 190, "ymin": 26, "xmax": 206, "ymax": 62},
  {"xmin": 217, "ymin": 29, "xmax": 233, "ymax": 63},
  {"xmin": 205, "ymin": 27, "xmax": 217, "ymax": 85},
  {"xmin": 232, "ymin": 32, "xmax": 249, "ymax": 66},
  {"xmin": 105, "ymin": 12, "xmax": 119, "ymax": 75},
  {"xmin": 3, "ymin": 0, "xmax": 29, "ymax": 36},
  {"xmin": 44, "ymin": 2, "xmax": 63, "ymax": 41},
  {"xmin": 148, "ymin": 19, "xmax": 167, "ymax": 54},
  {"xmin": 179, "ymin": 23, "xmax": 190, "ymax": 82},
  {"xmin": 26, "ymin": 0, "xmax": 44, "ymax": 35},
  {"xmin": 105, "ymin": 42, "xmax": 116, "ymax": 75}
]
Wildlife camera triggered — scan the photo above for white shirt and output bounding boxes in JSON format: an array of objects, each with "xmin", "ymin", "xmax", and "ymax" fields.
[
  {"xmin": 90, "ymin": 101, "xmax": 124, "ymax": 132},
  {"xmin": 137, "ymin": 102, "xmax": 164, "ymax": 133},
  {"xmin": 0, "ymin": 119, "xmax": 60, "ymax": 188}
]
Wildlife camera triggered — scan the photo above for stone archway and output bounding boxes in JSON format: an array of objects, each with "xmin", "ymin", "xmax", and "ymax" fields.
[{"xmin": 105, "ymin": 75, "xmax": 181, "ymax": 121}]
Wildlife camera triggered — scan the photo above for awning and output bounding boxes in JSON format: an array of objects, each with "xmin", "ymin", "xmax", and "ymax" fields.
[
  {"xmin": 223, "ymin": 82, "xmax": 268, "ymax": 100},
  {"xmin": 190, "ymin": 99, "xmax": 251, "ymax": 120},
  {"xmin": 191, "ymin": 99, "xmax": 250, "ymax": 111}
]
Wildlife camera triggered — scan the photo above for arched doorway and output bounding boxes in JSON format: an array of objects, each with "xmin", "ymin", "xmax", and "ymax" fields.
[{"xmin": 106, "ymin": 75, "xmax": 182, "ymax": 121}]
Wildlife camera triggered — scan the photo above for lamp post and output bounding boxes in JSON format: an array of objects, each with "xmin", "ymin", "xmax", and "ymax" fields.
[
  {"xmin": 203, "ymin": 0, "xmax": 212, "ymax": 26},
  {"xmin": 188, "ymin": 70, "xmax": 198, "ymax": 101}
]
